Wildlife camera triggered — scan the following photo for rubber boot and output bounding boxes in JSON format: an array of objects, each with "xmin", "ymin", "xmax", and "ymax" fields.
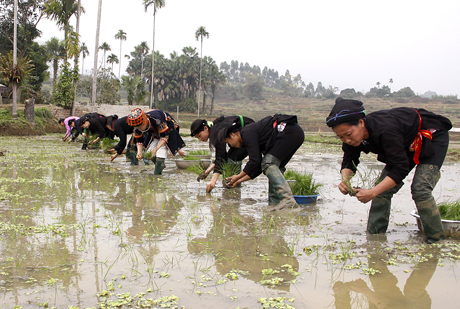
[
  {"xmin": 367, "ymin": 170, "xmax": 404, "ymax": 234},
  {"xmin": 154, "ymin": 157, "xmax": 165, "ymax": 175},
  {"xmin": 411, "ymin": 164, "xmax": 444, "ymax": 243},
  {"xmin": 261, "ymin": 154, "xmax": 298, "ymax": 211},
  {"xmin": 126, "ymin": 146, "xmax": 138, "ymax": 165},
  {"xmin": 81, "ymin": 129, "xmax": 88, "ymax": 150}
]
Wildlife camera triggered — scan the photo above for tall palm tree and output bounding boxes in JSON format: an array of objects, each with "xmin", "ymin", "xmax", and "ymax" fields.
[
  {"xmin": 114, "ymin": 29, "xmax": 127, "ymax": 78},
  {"xmin": 98, "ymin": 42, "xmax": 111, "ymax": 69},
  {"xmin": 12, "ymin": 0, "xmax": 18, "ymax": 117},
  {"xmin": 45, "ymin": 37, "xmax": 65, "ymax": 91},
  {"xmin": 107, "ymin": 54, "xmax": 119, "ymax": 72},
  {"xmin": 43, "ymin": 0, "xmax": 83, "ymax": 61},
  {"xmin": 137, "ymin": 41, "xmax": 149, "ymax": 78},
  {"xmin": 80, "ymin": 42, "xmax": 89, "ymax": 75},
  {"xmin": 143, "ymin": 0, "xmax": 165, "ymax": 109},
  {"xmin": 195, "ymin": 26, "xmax": 209, "ymax": 117},
  {"xmin": 92, "ymin": 0, "xmax": 103, "ymax": 112}
]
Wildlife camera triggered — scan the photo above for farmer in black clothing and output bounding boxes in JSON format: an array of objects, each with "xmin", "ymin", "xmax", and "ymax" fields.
[
  {"xmin": 326, "ymin": 97, "xmax": 452, "ymax": 243},
  {"xmin": 79, "ymin": 114, "xmax": 118, "ymax": 147},
  {"xmin": 127, "ymin": 108, "xmax": 185, "ymax": 175},
  {"xmin": 107, "ymin": 116, "xmax": 138, "ymax": 164},
  {"xmin": 219, "ymin": 114, "xmax": 304, "ymax": 211},
  {"xmin": 190, "ymin": 115, "xmax": 254, "ymax": 192}
]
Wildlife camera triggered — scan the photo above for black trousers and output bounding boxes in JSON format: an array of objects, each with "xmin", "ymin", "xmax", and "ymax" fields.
[{"xmin": 266, "ymin": 123, "xmax": 305, "ymax": 169}]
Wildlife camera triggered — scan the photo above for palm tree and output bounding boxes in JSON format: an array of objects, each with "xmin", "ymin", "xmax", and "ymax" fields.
[
  {"xmin": 114, "ymin": 29, "xmax": 127, "ymax": 78},
  {"xmin": 0, "ymin": 52, "xmax": 34, "ymax": 112},
  {"xmin": 121, "ymin": 75, "xmax": 147, "ymax": 105},
  {"xmin": 92, "ymin": 0, "xmax": 103, "ymax": 112},
  {"xmin": 46, "ymin": 37, "xmax": 65, "ymax": 91},
  {"xmin": 107, "ymin": 54, "xmax": 119, "ymax": 72},
  {"xmin": 43, "ymin": 0, "xmax": 83, "ymax": 61},
  {"xmin": 137, "ymin": 41, "xmax": 149, "ymax": 78},
  {"xmin": 12, "ymin": 0, "xmax": 18, "ymax": 117},
  {"xmin": 80, "ymin": 42, "xmax": 89, "ymax": 75},
  {"xmin": 195, "ymin": 26, "xmax": 209, "ymax": 117},
  {"xmin": 389, "ymin": 78, "xmax": 393, "ymax": 93},
  {"xmin": 143, "ymin": 0, "xmax": 165, "ymax": 109},
  {"xmin": 98, "ymin": 42, "xmax": 111, "ymax": 69}
]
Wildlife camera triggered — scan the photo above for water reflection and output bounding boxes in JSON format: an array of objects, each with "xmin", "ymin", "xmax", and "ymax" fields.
[
  {"xmin": 188, "ymin": 195, "xmax": 300, "ymax": 291},
  {"xmin": 333, "ymin": 244, "xmax": 438, "ymax": 309}
]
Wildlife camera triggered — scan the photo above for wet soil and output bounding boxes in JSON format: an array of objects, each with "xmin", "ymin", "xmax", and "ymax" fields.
[{"xmin": 0, "ymin": 135, "xmax": 459, "ymax": 308}]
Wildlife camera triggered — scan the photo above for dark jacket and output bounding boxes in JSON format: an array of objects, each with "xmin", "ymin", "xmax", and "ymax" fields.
[
  {"xmin": 113, "ymin": 116, "xmax": 134, "ymax": 155},
  {"xmin": 211, "ymin": 116, "xmax": 254, "ymax": 174},
  {"xmin": 240, "ymin": 116, "xmax": 277, "ymax": 179},
  {"xmin": 341, "ymin": 107, "xmax": 452, "ymax": 184}
]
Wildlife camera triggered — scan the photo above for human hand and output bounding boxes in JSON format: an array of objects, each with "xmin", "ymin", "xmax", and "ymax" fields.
[
  {"xmin": 226, "ymin": 175, "xmax": 240, "ymax": 187},
  {"xmin": 107, "ymin": 148, "xmax": 116, "ymax": 154},
  {"xmin": 178, "ymin": 149, "xmax": 186, "ymax": 157},
  {"xmin": 197, "ymin": 171, "xmax": 208, "ymax": 182},
  {"xmin": 206, "ymin": 181, "xmax": 215, "ymax": 193},
  {"xmin": 136, "ymin": 152, "xmax": 143, "ymax": 160},
  {"xmin": 111, "ymin": 153, "xmax": 119, "ymax": 161},
  {"xmin": 354, "ymin": 188, "xmax": 376, "ymax": 203},
  {"xmin": 338, "ymin": 181, "xmax": 350, "ymax": 195}
]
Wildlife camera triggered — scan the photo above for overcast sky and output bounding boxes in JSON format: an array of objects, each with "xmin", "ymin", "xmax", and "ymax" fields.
[{"xmin": 36, "ymin": 0, "xmax": 460, "ymax": 96}]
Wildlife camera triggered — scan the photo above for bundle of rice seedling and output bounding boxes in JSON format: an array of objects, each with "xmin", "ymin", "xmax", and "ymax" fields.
[
  {"xmin": 187, "ymin": 149, "xmax": 211, "ymax": 156},
  {"xmin": 285, "ymin": 170, "xmax": 322, "ymax": 196},
  {"xmin": 438, "ymin": 200, "xmax": 460, "ymax": 221}
]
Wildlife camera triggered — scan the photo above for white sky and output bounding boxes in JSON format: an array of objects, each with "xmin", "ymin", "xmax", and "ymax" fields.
[{"xmin": 36, "ymin": 0, "xmax": 460, "ymax": 96}]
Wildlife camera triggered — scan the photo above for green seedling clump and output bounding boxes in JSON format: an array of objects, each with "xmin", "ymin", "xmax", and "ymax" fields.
[
  {"xmin": 187, "ymin": 149, "xmax": 211, "ymax": 156},
  {"xmin": 285, "ymin": 170, "xmax": 322, "ymax": 195},
  {"xmin": 186, "ymin": 164, "xmax": 205, "ymax": 175},
  {"xmin": 183, "ymin": 155, "xmax": 200, "ymax": 161},
  {"xmin": 438, "ymin": 200, "xmax": 460, "ymax": 221},
  {"xmin": 102, "ymin": 137, "xmax": 118, "ymax": 153}
]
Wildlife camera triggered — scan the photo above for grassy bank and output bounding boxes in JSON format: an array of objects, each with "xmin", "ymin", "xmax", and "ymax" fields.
[{"xmin": 0, "ymin": 106, "xmax": 62, "ymax": 136}]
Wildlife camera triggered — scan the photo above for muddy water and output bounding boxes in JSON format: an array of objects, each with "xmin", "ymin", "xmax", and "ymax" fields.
[{"xmin": 0, "ymin": 135, "xmax": 459, "ymax": 308}]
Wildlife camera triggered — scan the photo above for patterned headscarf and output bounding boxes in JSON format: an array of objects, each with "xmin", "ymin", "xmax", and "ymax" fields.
[{"xmin": 326, "ymin": 97, "xmax": 366, "ymax": 127}]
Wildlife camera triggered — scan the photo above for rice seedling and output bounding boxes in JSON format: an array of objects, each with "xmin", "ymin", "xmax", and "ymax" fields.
[
  {"xmin": 187, "ymin": 149, "xmax": 211, "ymax": 156},
  {"xmin": 438, "ymin": 200, "xmax": 460, "ymax": 220},
  {"xmin": 183, "ymin": 155, "xmax": 200, "ymax": 161},
  {"xmin": 101, "ymin": 138, "xmax": 118, "ymax": 153},
  {"xmin": 285, "ymin": 170, "xmax": 323, "ymax": 195},
  {"xmin": 220, "ymin": 161, "xmax": 241, "ymax": 188},
  {"xmin": 186, "ymin": 164, "xmax": 205, "ymax": 175}
]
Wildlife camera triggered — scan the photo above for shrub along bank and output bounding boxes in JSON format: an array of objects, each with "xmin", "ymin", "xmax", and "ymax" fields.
[{"xmin": 0, "ymin": 106, "xmax": 62, "ymax": 136}]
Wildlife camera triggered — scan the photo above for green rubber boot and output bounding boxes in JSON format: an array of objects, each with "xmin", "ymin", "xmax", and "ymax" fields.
[
  {"xmin": 154, "ymin": 157, "xmax": 165, "ymax": 175},
  {"xmin": 411, "ymin": 164, "xmax": 444, "ymax": 243},
  {"xmin": 262, "ymin": 154, "xmax": 298, "ymax": 211},
  {"xmin": 126, "ymin": 146, "xmax": 139, "ymax": 165},
  {"xmin": 367, "ymin": 170, "xmax": 404, "ymax": 234}
]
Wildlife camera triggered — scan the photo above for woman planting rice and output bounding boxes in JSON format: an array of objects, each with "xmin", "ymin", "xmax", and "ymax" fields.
[
  {"xmin": 190, "ymin": 115, "xmax": 254, "ymax": 192},
  {"xmin": 326, "ymin": 97, "xmax": 452, "ymax": 243},
  {"xmin": 127, "ymin": 108, "xmax": 185, "ymax": 175},
  {"xmin": 219, "ymin": 114, "xmax": 304, "ymax": 211}
]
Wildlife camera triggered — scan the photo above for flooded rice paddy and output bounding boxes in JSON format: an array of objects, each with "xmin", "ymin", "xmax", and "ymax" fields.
[{"xmin": 0, "ymin": 135, "xmax": 459, "ymax": 308}]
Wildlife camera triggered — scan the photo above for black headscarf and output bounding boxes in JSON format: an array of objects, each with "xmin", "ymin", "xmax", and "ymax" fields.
[{"xmin": 326, "ymin": 97, "xmax": 366, "ymax": 127}]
